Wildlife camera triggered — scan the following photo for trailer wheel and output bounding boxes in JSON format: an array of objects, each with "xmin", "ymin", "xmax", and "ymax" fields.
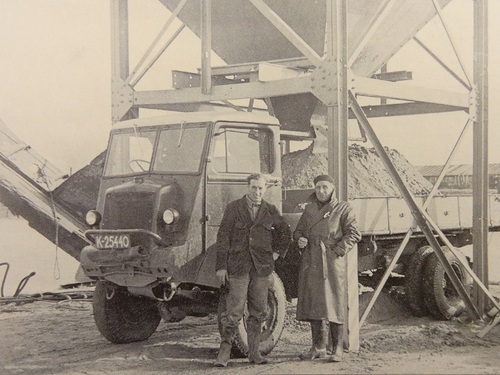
[
  {"xmin": 93, "ymin": 281, "xmax": 161, "ymax": 344},
  {"xmin": 217, "ymin": 272, "xmax": 287, "ymax": 358},
  {"xmin": 404, "ymin": 245, "xmax": 434, "ymax": 317},
  {"xmin": 422, "ymin": 247, "xmax": 472, "ymax": 320}
]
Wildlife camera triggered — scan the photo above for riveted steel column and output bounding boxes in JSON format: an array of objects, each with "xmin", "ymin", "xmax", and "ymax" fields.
[
  {"xmin": 201, "ymin": 0, "xmax": 212, "ymax": 94},
  {"xmin": 111, "ymin": 0, "xmax": 129, "ymax": 84},
  {"xmin": 327, "ymin": 0, "xmax": 348, "ymax": 200},
  {"xmin": 326, "ymin": 0, "xmax": 358, "ymax": 352},
  {"xmin": 111, "ymin": 0, "xmax": 136, "ymax": 122},
  {"xmin": 472, "ymin": 0, "xmax": 489, "ymax": 313}
]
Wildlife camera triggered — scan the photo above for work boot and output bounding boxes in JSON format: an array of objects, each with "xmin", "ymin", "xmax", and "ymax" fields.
[
  {"xmin": 214, "ymin": 341, "xmax": 232, "ymax": 367},
  {"xmin": 247, "ymin": 319, "xmax": 268, "ymax": 364},
  {"xmin": 328, "ymin": 322, "xmax": 344, "ymax": 363},
  {"xmin": 298, "ymin": 320, "xmax": 327, "ymax": 360},
  {"xmin": 214, "ymin": 324, "xmax": 234, "ymax": 367}
]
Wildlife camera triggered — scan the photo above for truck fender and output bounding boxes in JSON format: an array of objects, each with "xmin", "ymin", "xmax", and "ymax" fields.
[{"xmin": 194, "ymin": 244, "xmax": 220, "ymax": 288}]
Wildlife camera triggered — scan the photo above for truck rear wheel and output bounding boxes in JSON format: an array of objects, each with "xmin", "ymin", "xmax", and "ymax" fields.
[
  {"xmin": 404, "ymin": 245, "xmax": 434, "ymax": 317},
  {"xmin": 218, "ymin": 272, "xmax": 287, "ymax": 358},
  {"xmin": 93, "ymin": 281, "xmax": 161, "ymax": 344},
  {"xmin": 422, "ymin": 246, "xmax": 472, "ymax": 320}
]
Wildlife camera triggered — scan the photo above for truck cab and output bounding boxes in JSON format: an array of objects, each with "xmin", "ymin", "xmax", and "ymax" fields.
[{"xmin": 80, "ymin": 112, "xmax": 287, "ymax": 353}]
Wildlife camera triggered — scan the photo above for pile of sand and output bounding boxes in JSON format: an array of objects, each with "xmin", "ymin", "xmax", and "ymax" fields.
[
  {"xmin": 54, "ymin": 143, "xmax": 433, "ymax": 219},
  {"xmin": 53, "ymin": 151, "xmax": 106, "ymax": 221},
  {"xmin": 281, "ymin": 143, "xmax": 433, "ymax": 198}
]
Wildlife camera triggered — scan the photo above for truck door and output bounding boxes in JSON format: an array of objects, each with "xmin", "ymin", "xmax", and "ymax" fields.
[{"xmin": 205, "ymin": 124, "xmax": 281, "ymax": 248}]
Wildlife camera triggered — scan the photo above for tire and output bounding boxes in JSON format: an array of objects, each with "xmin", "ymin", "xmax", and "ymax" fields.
[
  {"xmin": 422, "ymin": 246, "xmax": 473, "ymax": 320},
  {"xmin": 404, "ymin": 245, "xmax": 434, "ymax": 317},
  {"xmin": 93, "ymin": 281, "xmax": 161, "ymax": 344},
  {"xmin": 218, "ymin": 272, "xmax": 287, "ymax": 358}
]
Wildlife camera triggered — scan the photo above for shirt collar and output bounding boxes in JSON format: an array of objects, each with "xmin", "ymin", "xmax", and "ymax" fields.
[{"xmin": 246, "ymin": 195, "xmax": 261, "ymax": 208}]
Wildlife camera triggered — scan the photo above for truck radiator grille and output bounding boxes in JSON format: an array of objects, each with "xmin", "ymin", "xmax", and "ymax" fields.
[{"xmin": 102, "ymin": 192, "xmax": 155, "ymax": 230}]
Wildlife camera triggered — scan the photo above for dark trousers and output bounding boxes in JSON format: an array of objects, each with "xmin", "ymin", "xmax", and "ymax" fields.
[{"xmin": 219, "ymin": 272, "xmax": 271, "ymax": 341}]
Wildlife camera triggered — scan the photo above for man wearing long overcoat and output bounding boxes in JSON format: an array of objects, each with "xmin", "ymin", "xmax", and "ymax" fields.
[{"xmin": 294, "ymin": 174, "xmax": 361, "ymax": 362}]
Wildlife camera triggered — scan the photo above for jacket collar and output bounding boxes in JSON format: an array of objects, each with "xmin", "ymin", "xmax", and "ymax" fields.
[
  {"xmin": 237, "ymin": 195, "xmax": 268, "ymax": 224},
  {"xmin": 308, "ymin": 191, "xmax": 338, "ymax": 219},
  {"xmin": 308, "ymin": 191, "xmax": 338, "ymax": 207}
]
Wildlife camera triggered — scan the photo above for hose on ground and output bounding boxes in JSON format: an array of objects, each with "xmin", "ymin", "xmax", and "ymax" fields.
[{"xmin": 0, "ymin": 262, "xmax": 36, "ymax": 298}]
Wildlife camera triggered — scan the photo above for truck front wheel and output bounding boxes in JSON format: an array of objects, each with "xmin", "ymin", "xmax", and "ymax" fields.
[{"xmin": 93, "ymin": 281, "xmax": 161, "ymax": 344}]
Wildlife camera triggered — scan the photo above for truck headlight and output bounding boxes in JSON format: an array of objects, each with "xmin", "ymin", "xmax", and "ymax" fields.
[
  {"xmin": 162, "ymin": 209, "xmax": 179, "ymax": 225},
  {"xmin": 85, "ymin": 210, "xmax": 101, "ymax": 226}
]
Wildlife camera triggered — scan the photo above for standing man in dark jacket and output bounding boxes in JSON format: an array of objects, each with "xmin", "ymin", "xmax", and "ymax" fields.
[
  {"xmin": 295, "ymin": 174, "xmax": 361, "ymax": 363},
  {"xmin": 214, "ymin": 173, "xmax": 291, "ymax": 367}
]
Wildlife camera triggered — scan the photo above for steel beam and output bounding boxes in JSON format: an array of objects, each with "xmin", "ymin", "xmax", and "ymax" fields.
[
  {"xmin": 349, "ymin": 90, "xmax": 480, "ymax": 321},
  {"xmin": 371, "ymin": 70, "xmax": 412, "ymax": 82},
  {"xmin": 472, "ymin": 0, "xmax": 489, "ymax": 314},
  {"xmin": 127, "ymin": 0, "xmax": 189, "ymax": 86},
  {"xmin": 129, "ymin": 24, "xmax": 185, "ymax": 88},
  {"xmin": 201, "ymin": 0, "xmax": 212, "ymax": 94},
  {"xmin": 413, "ymin": 36, "xmax": 470, "ymax": 91},
  {"xmin": 324, "ymin": 0, "xmax": 359, "ymax": 353},
  {"xmin": 134, "ymin": 76, "xmax": 312, "ymax": 105},
  {"xmin": 351, "ymin": 75, "xmax": 469, "ymax": 108},
  {"xmin": 348, "ymin": 0, "xmax": 395, "ymax": 67},
  {"xmin": 111, "ymin": 0, "xmax": 137, "ymax": 122},
  {"xmin": 360, "ymin": 119, "xmax": 472, "ymax": 327},
  {"xmin": 248, "ymin": 0, "xmax": 322, "ymax": 67},
  {"xmin": 356, "ymin": 102, "xmax": 464, "ymax": 118},
  {"xmin": 431, "ymin": 0, "xmax": 472, "ymax": 88}
]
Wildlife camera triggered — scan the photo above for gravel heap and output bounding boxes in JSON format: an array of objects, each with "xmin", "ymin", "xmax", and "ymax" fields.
[
  {"xmin": 53, "ymin": 151, "xmax": 106, "ymax": 221},
  {"xmin": 282, "ymin": 143, "xmax": 433, "ymax": 198}
]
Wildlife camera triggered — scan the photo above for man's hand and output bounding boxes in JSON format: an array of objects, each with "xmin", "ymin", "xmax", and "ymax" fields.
[
  {"xmin": 273, "ymin": 252, "xmax": 280, "ymax": 261},
  {"xmin": 297, "ymin": 236, "xmax": 308, "ymax": 249},
  {"xmin": 332, "ymin": 246, "xmax": 346, "ymax": 257},
  {"xmin": 216, "ymin": 269, "xmax": 228, "ymax": 286}
]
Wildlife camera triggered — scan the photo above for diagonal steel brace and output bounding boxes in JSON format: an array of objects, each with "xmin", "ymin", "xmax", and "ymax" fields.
[{"xmin": 349, "ymin": 90, "xmax": 480, "ymax": 320}]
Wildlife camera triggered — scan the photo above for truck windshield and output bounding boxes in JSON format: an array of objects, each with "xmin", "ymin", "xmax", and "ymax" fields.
[
  {"xmin": 153, "ymin": 124, "xmax": 208, "ymax": 173},
  {"xmin": 104, "ymin": 124, "xmax": 208, "ymax": 177},
  {"xmin": 104, "ymin": 129, "xmax": 156, "ymax": 176}
]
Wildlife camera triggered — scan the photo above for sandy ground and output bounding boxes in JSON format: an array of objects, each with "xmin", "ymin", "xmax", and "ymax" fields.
[
  {"xmin": 1, "ymin": 219, "xmax": 500, "ymax": 375},
  {"xmin": 0, "ymin": 287, "xmax": 499, "ymax": 375}
]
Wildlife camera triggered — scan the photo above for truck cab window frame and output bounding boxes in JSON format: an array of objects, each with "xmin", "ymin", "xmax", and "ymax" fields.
[{"xmin": 210, "ymin": 125, "xmax": 273, "ymax": 175}]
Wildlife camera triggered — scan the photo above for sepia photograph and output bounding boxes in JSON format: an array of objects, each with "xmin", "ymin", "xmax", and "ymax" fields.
[{"xmin": 0, "ymin": 1, "xmax": 499, "ymax": 374}]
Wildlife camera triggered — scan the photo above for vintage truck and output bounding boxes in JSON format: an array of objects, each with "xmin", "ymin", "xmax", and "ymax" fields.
[{"xmin": 77, "ymin": 110, "xmax": 500, "ymax": 355}]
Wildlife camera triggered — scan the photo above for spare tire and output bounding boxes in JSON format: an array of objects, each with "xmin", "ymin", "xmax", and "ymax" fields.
[
  {"xmin": 404, "ymin": 245, "xmax": 434, "ymax": 317},
  {"xmin": 422, "ymin": 246, "xmax": 473, "ymax": 320}
]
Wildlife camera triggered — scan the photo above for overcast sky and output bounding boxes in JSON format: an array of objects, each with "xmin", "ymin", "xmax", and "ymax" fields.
[{"xmin": 0, "ymin": 0, "xmax": 498, "ymax": 173}]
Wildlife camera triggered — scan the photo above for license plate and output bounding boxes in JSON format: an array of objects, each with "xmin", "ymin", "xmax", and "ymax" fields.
[{"xmin": 95, "ymin": 234, "xmax": 131, "ymax": 249}]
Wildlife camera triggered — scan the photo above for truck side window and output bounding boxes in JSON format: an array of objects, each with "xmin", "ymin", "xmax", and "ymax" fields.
[{"xmin": 212, "ymin": 128, "xmax": 272, "ymax": 174}]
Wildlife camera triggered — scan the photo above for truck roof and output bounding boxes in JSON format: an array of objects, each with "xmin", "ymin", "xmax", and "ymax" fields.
[{"xmin": 113, "ymin": 111, "xmax": 280, "ymax": 130}]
